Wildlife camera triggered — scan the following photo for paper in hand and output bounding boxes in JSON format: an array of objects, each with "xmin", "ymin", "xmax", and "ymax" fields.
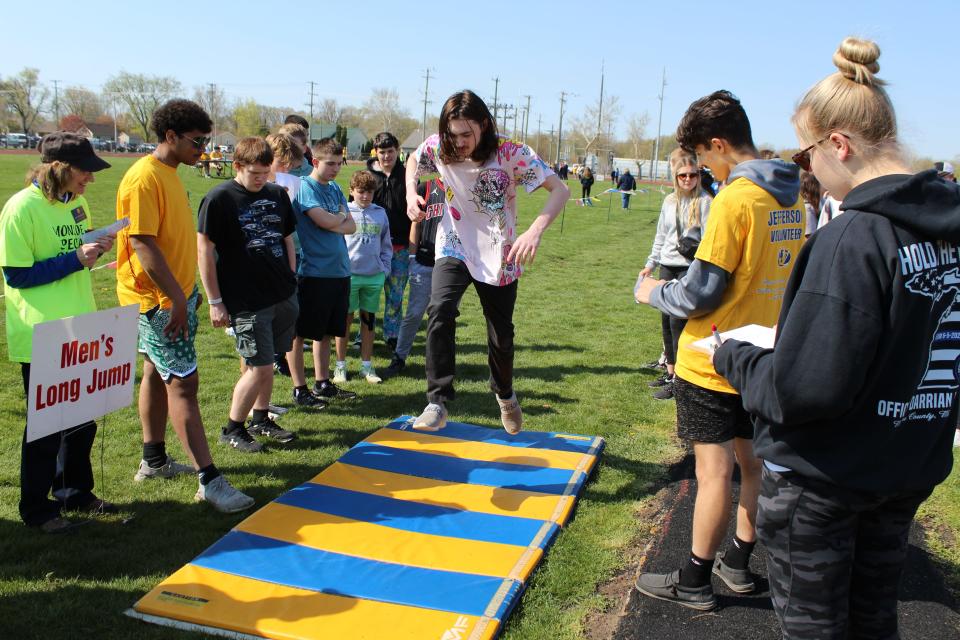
[
  {"xmin": 688, "ymin": 324, "xmax": 776, "ymax": 354},
  {"xmin": 82, "ymin": 217, "xmax": 129, "ymax": 244}
]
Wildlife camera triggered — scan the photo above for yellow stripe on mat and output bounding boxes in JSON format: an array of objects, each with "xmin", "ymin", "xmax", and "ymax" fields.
[
  {"xmin": 365, "ymin": 428, "xmax": 590, "ymax": 470},
  {"xmin": 312, "ymin": 462, "xmax": 576, "ymax": 523},
  {"xmin": 234, "ymin": 502, "xmax": 544, "ymax": 580},
  {"xmin": 134, "ymin": 564, "xmax": 497, "ymax": 640}
]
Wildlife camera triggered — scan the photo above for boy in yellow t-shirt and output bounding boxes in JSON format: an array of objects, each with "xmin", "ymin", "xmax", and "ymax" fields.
[
  {"xmin": 634, "ymin": 90, "xmax": 805, "ymax": 610},
  {"xmin": 116, "ymin": 99, "xmax": 253, "ymax": 515}
]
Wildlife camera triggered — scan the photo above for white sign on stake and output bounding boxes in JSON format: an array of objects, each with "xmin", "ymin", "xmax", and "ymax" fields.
[{"xmin": 27, "ymin": 304, "xmax": 139, "ymax": 442}]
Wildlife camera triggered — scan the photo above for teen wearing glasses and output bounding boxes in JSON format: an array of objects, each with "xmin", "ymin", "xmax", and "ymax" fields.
[
  {"xmin": 116, "ymin": 99, "xmax": 255, "ymax": 514},
  {"xmin": 713, "ymin": 37, "xmax": 960, "ymax": 638},
  {"xmin": 640, "ymin": 149, "xmax": 711, "ymax": 400}
]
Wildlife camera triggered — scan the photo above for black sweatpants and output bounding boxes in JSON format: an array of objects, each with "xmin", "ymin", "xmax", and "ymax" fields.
[
  {"xmin": 425, "ymin": 258, "xmax": 517, "ymax": 405},
  {"xmin": 658, "ymin": 264, "xmax": 688, "ymax": 366},
  {"xmin": 19, "ymin": 363, "xmax": 97, "ymax": 526}
]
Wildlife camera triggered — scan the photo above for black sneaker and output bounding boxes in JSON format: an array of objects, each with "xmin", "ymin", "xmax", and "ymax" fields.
[
  {"xmin": 648, "ymin": 373, "xmax": 672, "ymax": 388},
  {"xmin": 313, "ymin": 380, "xmax": 358, "ymax": 400},
  {"xmin": 293, "ymin": 388, "xmax": 327, "ymax": 409},
  {"xmin": 219, "ymin": 425, "xmax": 263, "ymax": 453},
  {"xmin": 385, "ymin": 337, "xmax": 398, "ymax": 351},
  {"xmin": 635, "ymin": 570, "xmax": 717, "ymax": 611},
  {"xmin": 653, "ymin": 385, "xmax": 675, "ymax": 400},
  {"xmin": 273, "ymin": 356, "xmax": 291, "ymax": 377},
  {"xmin": 381, "ymin": 355, "xmax": 406, "ymax": 379},
  {"xmin": 248, "ymin": 417, "xmax": 296, "ymax": 443}
]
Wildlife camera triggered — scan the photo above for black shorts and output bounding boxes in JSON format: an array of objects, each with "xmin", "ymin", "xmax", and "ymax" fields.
[
  {"xmin": 231, "ymin": 293, "xmax": 299, "ymax": 366},
  {"xmin": 296, "ymin": 276, "xmax": 350, "ymax": 339},
  {"xmin": 674, "ymin": 376, "xmax": 753, "ymax": 443}
]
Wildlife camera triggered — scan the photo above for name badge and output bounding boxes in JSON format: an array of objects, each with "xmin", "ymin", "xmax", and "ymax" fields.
[{"xmin": 71, "ymin": 206, "xmax": 87, "ymax": 223}]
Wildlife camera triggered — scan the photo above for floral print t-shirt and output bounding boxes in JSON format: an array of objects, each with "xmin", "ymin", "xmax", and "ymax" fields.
[{"xmin": 411, "ymin": 134, "xmax": 553, "ymax": 286}]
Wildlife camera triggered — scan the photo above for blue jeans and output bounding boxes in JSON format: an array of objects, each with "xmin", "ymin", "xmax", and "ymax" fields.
[
  {"xmin": 621, "ymin": 193, "xmax": 631, "ymax": 208},
  {"xmin": 395, "ymin": 260, "xmax": 433, "ymax": 359}
]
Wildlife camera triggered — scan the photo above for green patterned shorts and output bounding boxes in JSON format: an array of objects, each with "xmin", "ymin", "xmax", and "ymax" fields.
[{"xmin": 138, "ymin": 288, "xmax": 200, "ymax": 382}]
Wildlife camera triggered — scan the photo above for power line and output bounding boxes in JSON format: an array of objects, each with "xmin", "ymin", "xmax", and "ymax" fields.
[
  {"xmin": 652, "ymin": 68, "xmax": 667, "ymax": 180},
  {"xmin": 307, "ymin": 81, "xmax": 318, "ymax": 125},
  {"xmin": 492, "ymin": 77, "xmax": 500, "ymax": 122}
]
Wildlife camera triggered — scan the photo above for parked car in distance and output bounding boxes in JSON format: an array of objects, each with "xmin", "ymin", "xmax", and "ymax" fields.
[{"xmin": 5, "ymin": 133, "xmax": 28, "ymax": 148}]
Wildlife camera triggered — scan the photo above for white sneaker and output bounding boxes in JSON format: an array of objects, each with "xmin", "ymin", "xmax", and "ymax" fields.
[
  {"xmin": 195, "ymin": 475, "xmax": 255, "ymax": 513},
  {"xmin": 333, "ymin": 362, "xmax": 348, "ymax": 384},
  {"xmin": 954, "ymin": 430, "xmax": 960, "ymax": 448},
  {"xmin": 133, "ymin": 456, "xmax": 194, "ymax": 482},
  {"xmin": 360, "ymin": 364, "xmax": 382, "ymax": 384},
  {"xmin": 413, "ymin": 403, "xmax": 447, "ymax": 431},
  {"xmin": 497, "ymin": 393, "xmax": 523, "ymax": 435}
]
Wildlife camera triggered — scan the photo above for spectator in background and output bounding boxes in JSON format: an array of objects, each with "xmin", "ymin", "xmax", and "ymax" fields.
[
  {"xmin": 639, "ymin": 149, "xmax": 711, "ymax": 400},
  {"xmin": 278, "ymin": 123, "xmax": 313, "ymax": 177},
  {"xmin": 284, "ymin": 115, "xmax": 313, "ymax": 166},
  {"xmin": 935, "ymin": 161, "xmax": 956, "ymax": 182},
  {"xmin": 0, "ymin": 133, "xmax": 117, "ymax": 532},
  {"xmin": 366, "ymin": 132, "xmax": 409, "ymax": 351},
  {"xmin": 580, "ymin": 166, "xmax": 595, "ymax": 201},
  {"xmin": 618, "ymin": 169, "xmax": 637, "ymax": 208}
]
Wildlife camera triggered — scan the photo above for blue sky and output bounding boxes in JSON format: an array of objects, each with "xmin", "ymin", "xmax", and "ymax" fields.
[{"xmin": 4, "ymin": 0, "xmax": 957, "ymax": 160}]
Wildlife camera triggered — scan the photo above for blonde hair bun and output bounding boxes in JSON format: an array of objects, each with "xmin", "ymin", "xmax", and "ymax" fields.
[{"xmin": 832, "ymin": 37, "xmax": 883, "ymax": 86}]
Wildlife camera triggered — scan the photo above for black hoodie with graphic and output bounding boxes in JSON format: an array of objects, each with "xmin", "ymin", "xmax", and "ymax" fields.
[{"xmin": 714, "ymin": 170, "xmax": 960, "ymax": 493}]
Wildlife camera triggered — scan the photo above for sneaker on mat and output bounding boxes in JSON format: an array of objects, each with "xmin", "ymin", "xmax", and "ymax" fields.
[
  {"xmin": 497, "ymin": 393, "xmax": 523, "ymax": 435},
  {"xmin": 219, "ymin": 425, "xmax": 263, "ymax": 453},
  {"xmin": 634, "ymin": 570, "xmax": 717, "ymax": 611},
  {"xmin": 413, "ymin": 403, "xmax": 447, "ymax": 431},
  {"xmin": 195, "ymin": 476, "xmax": 255, "ymax": 513},
  {"xmin": 360, "ymin": 363, "xmax": 382, "ymax": 384},
  {"xmin": 248, "ymin": 417, "xmax": 296, "ymax": 443},
  {"xmin": 712, "ymin": 554, "xmax": 756, "ymax": 593},
  {"xmin": 314, "ymin": 380, "xmax": 357, "ymax": 400},
  {"xmin": 134, "ymin": 456, "xmax": 194, "ymax": 482},
  {"xmin": 333, "ymin": 362, "xmax": 348, "ymax": 384}
]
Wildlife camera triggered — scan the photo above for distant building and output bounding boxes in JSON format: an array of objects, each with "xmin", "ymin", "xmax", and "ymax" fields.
[{"xmin": 309, "ymin": 123, "xmax": 367, "ymax": 159}]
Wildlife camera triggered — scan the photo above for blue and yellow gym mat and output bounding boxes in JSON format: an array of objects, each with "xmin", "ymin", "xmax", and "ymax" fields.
[{"xmin": 127, "ymin": 417, "xmax": 605, "ymax": 639}]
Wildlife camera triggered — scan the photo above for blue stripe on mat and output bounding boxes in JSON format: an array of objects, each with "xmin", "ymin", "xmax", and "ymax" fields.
[
  {"xmin": 193, "ymin": 531, "xmax": 521, "ymax": 618},
  {"xmin": 385, "ymin": 416, "xmax": 604, "ymax": 454},
  {"xmin": 339, "ymin": 442, "xmax": 585, "ymax": 495},
  {"xmin": 275, "ymin": 483, "xmax": 558, "ymax": 548}
]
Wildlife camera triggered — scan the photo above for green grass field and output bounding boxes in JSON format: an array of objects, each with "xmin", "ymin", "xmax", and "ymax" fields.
[{"xmin": 0, "ymin": 152, "xmax": 956, "ymax": 638}]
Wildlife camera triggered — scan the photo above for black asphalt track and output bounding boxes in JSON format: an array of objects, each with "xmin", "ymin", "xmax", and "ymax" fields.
[{"xmin": 612, "ymin": 455, "xmax": 960, "ymax": 639}]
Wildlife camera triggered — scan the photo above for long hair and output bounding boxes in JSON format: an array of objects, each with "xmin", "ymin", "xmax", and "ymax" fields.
[
  {"xmin": 27, "ymin": 161, "xmax": 75, "ymax": 203},
  {"xmin": 438, "ymin": 90, "xmax": 499, "ymax": 164},
  {"xmin": 668, "ymin": 148, "xmax": 704, "ymax": 229}
]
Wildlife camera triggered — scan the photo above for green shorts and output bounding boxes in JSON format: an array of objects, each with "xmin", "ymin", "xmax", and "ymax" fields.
[
  {"xmin": 349, "ymin": 272, "xmax": 386, "ymax": 314},
  {"xmin": 137, "ymin": 287, "xmax": 200, "ymax": 382}
]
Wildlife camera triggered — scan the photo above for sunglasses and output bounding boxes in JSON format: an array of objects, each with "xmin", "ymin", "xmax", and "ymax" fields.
[
  {"xmin": 178, "ymin": 133, "xmax": 211, "ymax": 150},
  {"xmin": 792, "ymin": 133, "xmax": 845, "ymax": 172},
  {"xmin": 677, "ymin": 172, "xmax": 699, "ymax": 180}
]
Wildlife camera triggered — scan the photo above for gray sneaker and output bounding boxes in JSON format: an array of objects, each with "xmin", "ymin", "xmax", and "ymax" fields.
[
  {"xmin": 133, "ymin": 456, "xmax": 194, "ymax": 482},
  {"xmin": 635, "ymin": 570, "xmax": 717, "ymax": 611},
  {"xmin": 194, "ymin": 475, "xmax": 255, "ymax": 513},
  {"xmin": 413, "ymin": 403, "xmax": 447, "ymax": 431},
  {"xmin": 712, "ymin": 554, "xmax": 756, "ymax": 593},
  {"xmin": 497, "ymin": 393, "xmax": 523, "ymax": 435}
]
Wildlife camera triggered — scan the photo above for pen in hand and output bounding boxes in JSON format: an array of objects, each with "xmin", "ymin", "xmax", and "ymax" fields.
[{"xmin": 711, "ymin": 324, "xmax": 723, "ymax": 351}]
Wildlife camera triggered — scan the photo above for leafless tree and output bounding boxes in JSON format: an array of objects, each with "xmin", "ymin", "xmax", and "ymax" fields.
[
  {"xmin": 62, "ymin": 86, "xmax": 105, "ymax": 122},
  {"xmin": 2, "ymin": 68, "xmax": 49, "ymax": 134},
  {"xmin": 103, "ymin": 72, "xmax": 182, "ymax": 141}
]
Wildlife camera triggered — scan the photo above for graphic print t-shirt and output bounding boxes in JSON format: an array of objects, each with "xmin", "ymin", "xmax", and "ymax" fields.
[
  {"xmin": 198, "ymin": 180, "xmax": 296, "ymax": 314},
  {"xmin": 411, "ymin": 135, "xmax": 553, "ymax": 286}
]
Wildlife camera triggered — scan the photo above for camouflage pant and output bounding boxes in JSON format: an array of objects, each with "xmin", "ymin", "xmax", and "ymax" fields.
[{"xmin": 758, "ymin": 466, "xmax": 931, "ymax": 640}]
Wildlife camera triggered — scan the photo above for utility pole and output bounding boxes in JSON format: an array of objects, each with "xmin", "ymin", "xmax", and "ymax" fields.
[
  {"xmin": 492, "ymin": 77, "xmax": 500, "ymax": 122},
  {"xmin": 307, "ymin": 81, "xmax": 318, "ymax": 125},
  {"xmin": 652, "ymin": 68, "xmax": 667, "ymax": 180},
  {"xmin": 208, "ymin": 82, "xmax": 217, "ymax": 147},
  {"xmin": 500, "ymin": 104, "xmax": 514, "ymax": 133},
  {"xmin": 421, "ymin": 68, "xmax": 433, "ymax": 143},
  {"xmin": 512, "ymin": 107, "xmax": 519, "ymax": 139},
  {"xmin": 556, "ymin": 92, "xmax": 568, "ymax": 165},
  {"xmin": 52, "ymin": 80, "xmax": 60, "ymax": 125},
  {"xmin": 548, "ymin": 126, "xmax": 555, "ymax": 164},
  {"xmin": 597, "ymin": 61, "xmax": 604, "ymax": 142},
  {"xmin": 522, "ymin": 94, "xmax": 532, "ymax": 143},
  {"xmin": 536, "ymin": 113, "xmax": 542, "ymax": 155}
]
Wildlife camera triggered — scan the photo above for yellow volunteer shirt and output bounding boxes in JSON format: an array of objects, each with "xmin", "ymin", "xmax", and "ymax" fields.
[
  {"xmin": 675, "ymin": 176, "xmax": 805, "ymax": 394},
  {"xmin": 115, "ymin": 155, "xmax": 197, "ymax": 312}
]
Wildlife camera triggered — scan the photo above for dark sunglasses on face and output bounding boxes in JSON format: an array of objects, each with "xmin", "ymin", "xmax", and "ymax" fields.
[
  {"xmin": 677, "ymin": 172, "xmax": 699, "ymax": 179},
  {"xmin": 178, "ymin": 133, "xmax": 211, "ymax": 149},
  {"xmin": 792, "ymin": 133, "xmax": 841, "ymax": 172}
]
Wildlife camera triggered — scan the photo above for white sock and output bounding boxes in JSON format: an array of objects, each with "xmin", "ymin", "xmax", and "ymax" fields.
[
  {"xmin": 336, "ymin": 360, "xmax": 346, "ymax": 368},
  {"xmin": 362, "ymin": 360, "xmax": 371, "ymax": 368}
]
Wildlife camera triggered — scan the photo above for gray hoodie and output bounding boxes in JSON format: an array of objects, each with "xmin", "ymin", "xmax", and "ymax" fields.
[
  {"xmin": 650, "ymin": 159, "xmax": 800, "ymax": 317},
  {"xmin": 345, "ymin": 202, "xmax": 392, "ymax": 276}
]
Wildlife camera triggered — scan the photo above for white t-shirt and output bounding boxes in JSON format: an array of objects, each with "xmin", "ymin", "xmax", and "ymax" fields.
[
  {"xmin": 273, "ymin": 172, "xmax": 301, "ymax": 204},
  {"xmin": 411, "ymin": 134, "xmax": 553, "ymax": 286},
  {"xmin": 817, "ymin": 196, "xmax": 842, "ymax": 230}
]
